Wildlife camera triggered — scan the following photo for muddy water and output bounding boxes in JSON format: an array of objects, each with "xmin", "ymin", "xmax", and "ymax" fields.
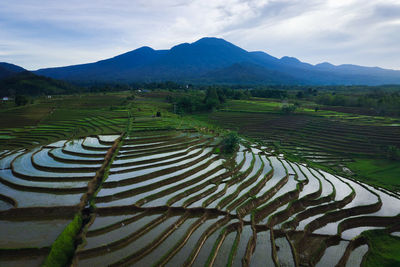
[
  {"xmin": 297, "ymin": 165, "xmax": 320, "ymax": 198},
  {"xmin": 251, "ymin": 230, "xmax": 274, "ymax": 266},
  {"xmin": 33, "ymin": 148, "xmax": 101, "ymax": 169},
  {"xmin": 0, "ymin": 169, "xmax": 88, "ymax": 189},
  {"xmin": 255, "ymin": 157, "xmax": 287, "ymax": 198},
  {"xmin": 316, "ymin": 241, "xmax": 349, "ymax": 267},
  {"xmin": 0, "ymin": 219, "xmax": 70, "ymax": 248},
  {"xmin": 0, "ymin": 255, "xmax": 46, "ymax": 267},
  {"xmin": 232, "ymin": 225, "xmax": 253, "ymax": 266},
  {"xmin": 96, "ymin": 157, "xmax": 221, "ymax": 208},
  {"xmin": 171, "ymin": 183, "xmax": 218, "ymax": 207},
  {"xmin": 142, "ymin": 162, "xmax": 226, "ymax": 207},
  {"xmin": 88, "ymin": 213, "xmax": 143, "ymax": 232},
  {"xmin": 213, "ymin": 230, "xmax": 237, "ymax": 266},
  {"xmin": 0, "ymin": 150, "xmax": 24, "ymax": 169},
  {"xmin": 346, "ymin": 244, "xmax": 368, "ymax": 267},
  {"xmin": 134, "ymin": 217, "xmax": 199, "ymax": 266},
  {"xmin": 63, "ymin": 139, "xmax": 106, "ymax": 155},
  {"xmin": 0, "ymin": 200, "xmax": 13, "ymax": 210},
  {"xmin": 111, "ymin": 148, "xmax": 203, "ymax": 172},
  {"xmin": 50, "ymin": 147, "xmax": 104, "ymax": 162},
  {"xmin": 109, "ymin": 147, "xmax": 213, "ymax": 180},
  {"xmin": 288, "ymin": 162, "xmax": 306, "ymax": 181},
  {"xmin": 12, "ymin": 149, "xmax": 94, "ymax": 178},
  {"xmin": 365, "ymin": 184, "xmax": 400, "ymax": 217},
  {"xmin": 82, "ymin": 137, "xmax": 110, "ymax": 149},
  {"xmin": 275, "ymin": 237, "xmax": 295, "ymax": 266},
  {"xmin": 320, "ymin": 171, "xmax": 352, "ymax": 201},
  {"xmin": 0, "ymin": 181, "xmax": 82, "ymax": 207},
  {"xmin": 309, "ymin": 168, "xmax": 334, "ymax": 198},
  {"xmin": 192, "ymin": 219, "xmax": 230, "ymax": 267},
  {"xmin": 78, "ymin": 215, "xmax": 180, "ymax": 266},
  {"xmin": 83, "ymin": 214, "xmax": 160, "ymax": 250},
  {"xmin": 166, "ymin": 216, "xmax": 223, "ymax": 266}
]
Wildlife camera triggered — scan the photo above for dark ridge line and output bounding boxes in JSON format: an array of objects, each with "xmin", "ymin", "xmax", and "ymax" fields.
[{"xmin": 0, "ymin": 206, "xmax": 79, "ymax": 220}]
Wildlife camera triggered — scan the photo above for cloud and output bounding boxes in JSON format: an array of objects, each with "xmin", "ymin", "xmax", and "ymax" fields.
[{"xmin": 0, "ymin": 0, "xmax": 399, "ymax": 70}]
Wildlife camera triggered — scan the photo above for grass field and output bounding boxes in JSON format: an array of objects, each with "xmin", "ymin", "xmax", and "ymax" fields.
[{"xmin": 347, "ymin": 158, "xmax": 400, "ymax": 192}]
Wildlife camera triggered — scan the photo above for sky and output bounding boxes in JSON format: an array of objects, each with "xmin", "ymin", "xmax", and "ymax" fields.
[{"xmin": 1, "ymin": 0, "xmax": 400, "ymax": 70}]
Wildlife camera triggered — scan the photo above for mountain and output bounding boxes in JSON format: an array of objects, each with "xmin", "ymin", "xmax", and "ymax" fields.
[
  {"xmin": 0, "ymin": 71, "xmax": 79, "ymax": 97},
  {"xmin": 34, "ymin": 37, "xmax": 400, "ymax": 85},
  {"xmin": 0, "ymin": 62, "xmax": 26, "ymax": 80}
]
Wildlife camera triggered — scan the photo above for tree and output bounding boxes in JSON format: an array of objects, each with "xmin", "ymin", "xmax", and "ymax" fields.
[
  {"xmin": 15, "ymin": 95, "xmax": 28, "ymax": 106},
  {"xmin": 281, "ymin": 104, "xmax": 296, "ymax": 114},
  {"xmin": 204, "ymin": 88, "xmax": 220, "ymax": 110},
  {"xmin": 296, "ymin": 91, "xmax": 304, "ymax": 99},
  {"xmin": 386, "ymin": 146, "xmax": 400, "ymax": 160},
  {"xmin": 222, "ymin": 132, "xmax": 240, "ymax": 154}
]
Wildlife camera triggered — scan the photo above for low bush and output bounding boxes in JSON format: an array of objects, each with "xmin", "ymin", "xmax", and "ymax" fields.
[
  {"xmin": 42, "ymin": 214, "xmax": 83, "ymax": 267},
  {"xmin": 222, "ymin": 132, "xmax": 239, "ymax": 154}
]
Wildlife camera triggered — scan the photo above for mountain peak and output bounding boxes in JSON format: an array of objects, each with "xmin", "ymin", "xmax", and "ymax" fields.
[
  {"xmin": 280, "ymin": 56, "xmax": 301, "ymax": 64},
  {"xmin": 193, "ymin": 37, "xmax": 228, "ymax": 45},
  {"xmin": 135, "ymin": 46, "xmax": 154, "ymax": 52},
  {"xmin": 33, "ymin": 37, "xmax": 400, "ymax": 85}
]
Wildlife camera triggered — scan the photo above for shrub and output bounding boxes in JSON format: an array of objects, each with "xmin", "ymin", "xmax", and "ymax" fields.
[
  {"xmin": 386, "ymin": 145, "xmax": 400, "ymax": 160},
  {"xmin": 222, "ymin": 132, "xmax": 240, "ymax": 154},
  {"xmin": 281, "ymin": 104, "xmax": 296, "ymax": 114},
  {"xmin": 15, "ymin": 95, "xmax": 28, "ymax": 106},
  {"xmin": 43, "ymin": 214, "xmax": 83, "ymax": 267}
]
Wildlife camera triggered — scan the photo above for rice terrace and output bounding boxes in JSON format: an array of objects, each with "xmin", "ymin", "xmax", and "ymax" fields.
[
  {"xmin": 1, "ymin": 1, "xmax": 400, "ymax": 266},
  {"xmin": 0, "ymin": 89, "xmax": 399, "ymax": 267}
]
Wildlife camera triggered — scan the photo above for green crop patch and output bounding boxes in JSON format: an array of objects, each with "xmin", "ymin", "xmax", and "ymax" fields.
[{"xmin": 362, "ymin": 230, "xmax": 400, "ymax": 267}]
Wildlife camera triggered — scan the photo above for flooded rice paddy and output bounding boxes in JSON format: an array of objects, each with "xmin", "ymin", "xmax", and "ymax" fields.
[{"xmin": 0, "ymin": 131, "xmax": 399, "ymax": 266}]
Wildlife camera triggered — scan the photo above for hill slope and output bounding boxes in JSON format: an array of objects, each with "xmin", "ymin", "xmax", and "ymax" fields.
[
  {"xmin": 0, "ymin": 62, "xmax": 26, "ymax": 80},
  {"xmin": 0, "ymin": 71, "xmax": 79, "ymax": 97},
  {"xmin": 34, "ymin": 37, "xmax": 400, "ymax": 85}
]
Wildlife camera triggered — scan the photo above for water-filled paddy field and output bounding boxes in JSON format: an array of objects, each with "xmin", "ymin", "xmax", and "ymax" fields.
[{"xmin": 0, "ymin": 130, "xmax": 399, "ymax": 266}]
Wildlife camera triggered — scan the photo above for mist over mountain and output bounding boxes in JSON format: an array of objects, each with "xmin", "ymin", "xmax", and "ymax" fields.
[{"xmin": 28, "ymin": 37, "xmax": 400, "ymax": 85}]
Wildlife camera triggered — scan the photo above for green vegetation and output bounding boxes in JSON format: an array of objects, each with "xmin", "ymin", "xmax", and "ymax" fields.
[
  {"xmin": 0, "ymin": 71, "xmax": 80, "ymax": 97},
  {"xmin": 347, "ymin": 158, "xmax": 400, "ymax": 192},
  {"xmin": 14, "ymin": 95, "xmax": 28, "ymax": 106},
  {"xmin": 42, "ymin": 214, "xmax": 83, "ymax": 267},
  {"xmin": 362, "ymin": 230, "xmax": 400, "ymax": 267},
  {"xmin": 281, "ymin": 104, "xmax": 297, "ymax": 114},
  {"xmin": 221, "ymin": 132, "xmax": 240, "ymax": 154}
]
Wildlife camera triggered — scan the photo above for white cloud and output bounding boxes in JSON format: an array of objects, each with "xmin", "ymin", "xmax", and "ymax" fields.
[{"xmin": 0, "ymin": 0, "xmax": 399, "ymax": 70}]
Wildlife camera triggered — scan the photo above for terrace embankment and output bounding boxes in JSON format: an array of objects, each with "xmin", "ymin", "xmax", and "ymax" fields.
[{"xmin": 1, "ymin": 127, "xmax": 400, "ymax": 266}]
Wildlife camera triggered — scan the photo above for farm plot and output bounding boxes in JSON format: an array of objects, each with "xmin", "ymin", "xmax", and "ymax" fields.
[
  {"xmin": 0, "ymin": 135, "xmax": 120, "ymax": 266},
  {"xmin": 70, "ymin": 130, "xmax": 400, "ymax": 266},
  {"xmin": 198, "ymin": 111, "xmax": 400, "ymax": 171},
  {"xmin": 0, "ymin": 128, "xmax": 398, "ymax": 266}
]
